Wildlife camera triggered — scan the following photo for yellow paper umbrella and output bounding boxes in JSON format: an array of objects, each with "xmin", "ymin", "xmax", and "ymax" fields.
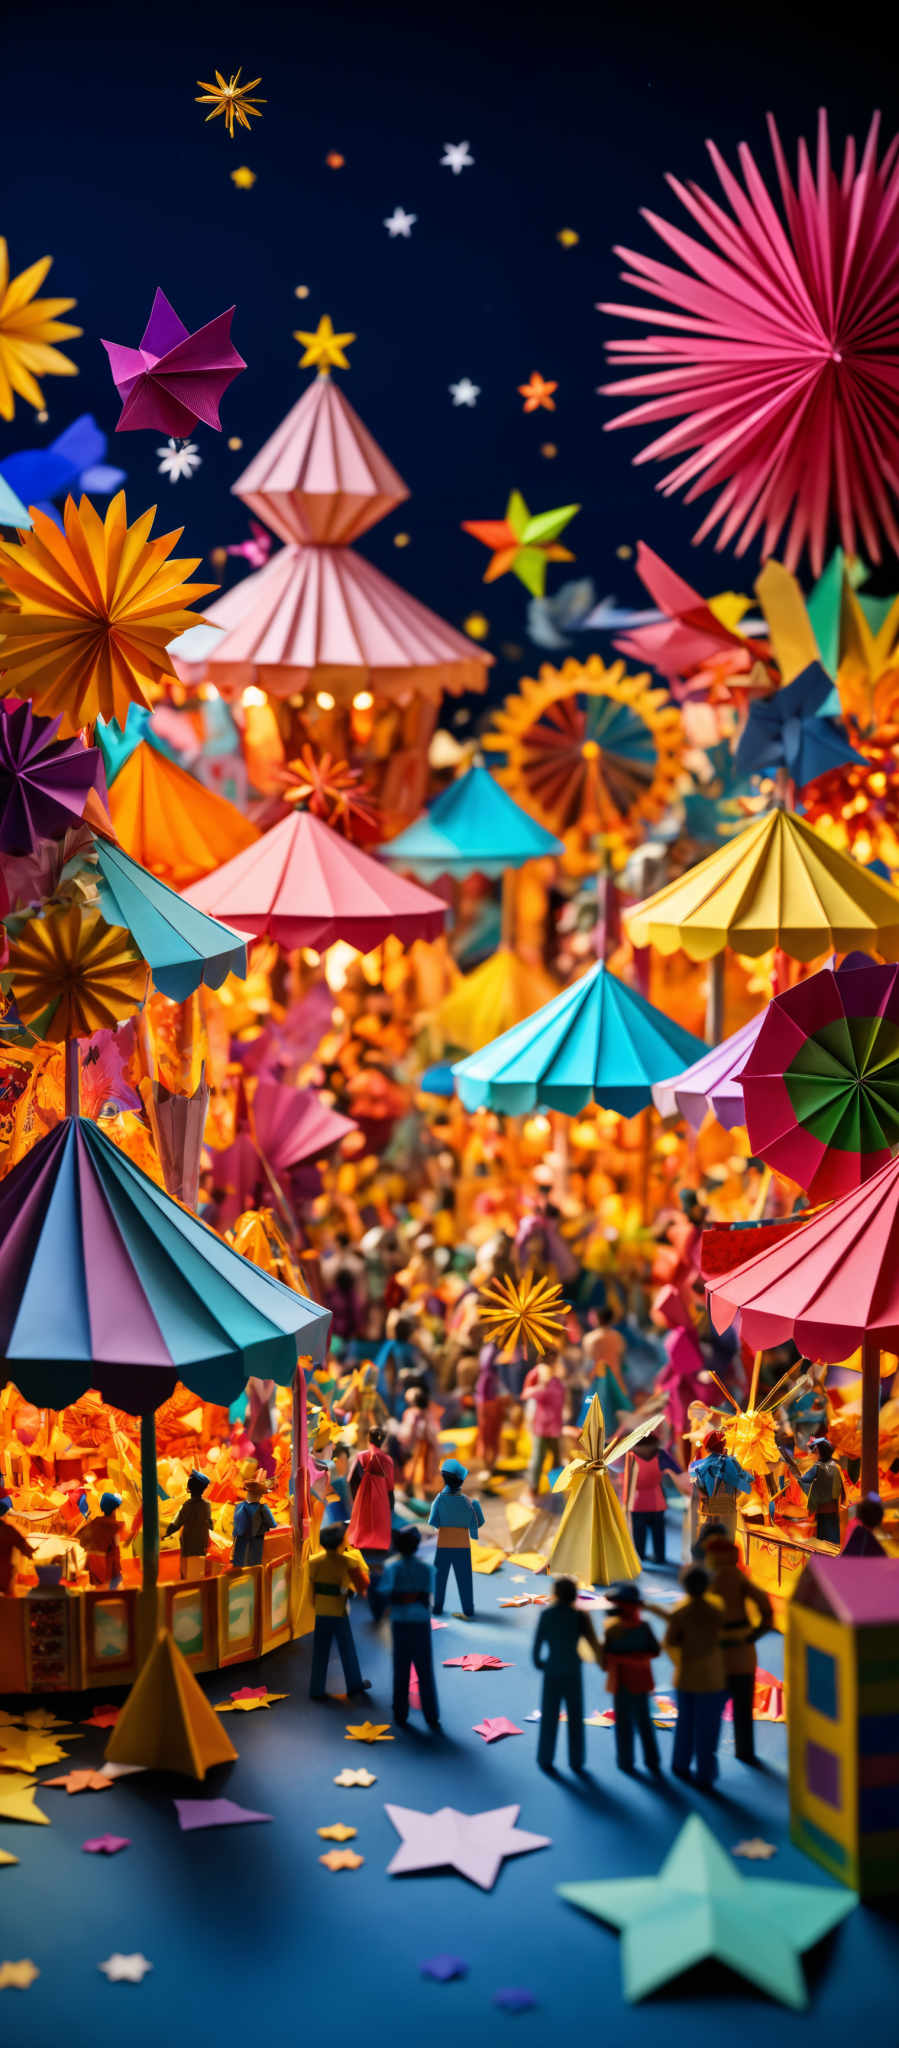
[
  {"xmin": 6, "ymin": 903, "xmax": 147, "ymax": 1041},
  {"xmin": 108, "ymin": 742, "xmax": 259, "ymax": 888},
  {"xmin": 625, "ymin": 809, "xmax": 899, "ymax": 964},
  {"xmin": 0, "ymin": 493, "xmax": 216, "ymax": 735},
  {"xmin": 435, "ymin": 946, "xmax": 560, "ymax": 1054},
  {"xmin": 548, "ymin": 1396, "xmax": 663, "ymax": 1585}
]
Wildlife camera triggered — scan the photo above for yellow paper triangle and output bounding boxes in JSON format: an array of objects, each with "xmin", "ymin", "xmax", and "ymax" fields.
[{"xmin": 104, "ymin": 1629, "xmax": 238, "ymax": 1780}]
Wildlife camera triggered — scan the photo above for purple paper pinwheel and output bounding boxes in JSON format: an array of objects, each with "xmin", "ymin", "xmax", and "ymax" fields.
[
  {"xmin": 0, "ymin": 700, "xmax": 103, "ymax": 856},
  {"xmin": 101, "ymin": 289, "xmax": 246, "ymax": 437}
]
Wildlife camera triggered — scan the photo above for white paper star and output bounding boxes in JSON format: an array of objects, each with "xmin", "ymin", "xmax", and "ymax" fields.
[
  {"xmin": 98, "ymin": 1953, "xmax": 153, "ymax": 1984},
  {"xmin": 384, "ymin": 207, "xmax": 417, "ymax": 238},
  {"xmin": 385, "ymin": 1803, "xmax": 550, "ymax": 1891},
  {"xmin": 450, "ymin": 378, "xmax": 480, "ymax": 407},
  {"xmin": 156, "ymin": 440, "xmax": 202, "ymax": 482},
  {"xmin": 441, "ymin": 141, "xmax": 474, "ymax": 175}
]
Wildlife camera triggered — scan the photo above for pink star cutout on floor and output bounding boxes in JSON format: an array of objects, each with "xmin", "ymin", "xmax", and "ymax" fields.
[
  {"xmin": 473, "ymin": 1717, "xmax": 523, "ymax": 1744},
  {"xmin": 82, "ymin": 1707, "xmax": 120, "ymax": 1729},
  {"xmin": 443, "ymin": 1654, "xmax": 513, "ymax": 1672},
  {"xmin": 82, "ymin": 1835, "xmax": 131, "ymax": 1855}
]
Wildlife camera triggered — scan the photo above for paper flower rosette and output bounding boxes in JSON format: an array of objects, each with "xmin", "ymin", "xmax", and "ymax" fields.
[
  {"xmin": 476, "ymin": 1269, "xmax": 568, "ymax": 1359},
  {"xmin": 4, "ymin": 902, "xmax": 147, "ymax": 1041}
]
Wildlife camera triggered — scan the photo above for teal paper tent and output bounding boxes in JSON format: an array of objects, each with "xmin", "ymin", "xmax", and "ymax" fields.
[
  {"xmin": 380, "ymin": 762, "xmax": 563, "ymax": 880},
  {"xmin": 0, "ymin": 472, "xmax": 32, "ymax": 529},
  {"xmin": 453, "ymin": 960, "xmax": 707, "ymax": 1117},
  {"xmin": 95, "ymin": 838, "xmax": 247, "ymax": 1000}
]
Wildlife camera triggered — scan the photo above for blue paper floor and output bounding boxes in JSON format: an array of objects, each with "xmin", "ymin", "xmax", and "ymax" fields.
[{"xmin": 2, "ymin": 1547, "xmax": 896, "ymax": 2046}]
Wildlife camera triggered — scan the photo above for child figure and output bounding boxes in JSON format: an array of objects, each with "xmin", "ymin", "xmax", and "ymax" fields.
[
  {"xmin": 664, "ymin": 1564, "xmax": 726, "ymax": 1788},
  {"xmin": 371, "ymin": 1525, "xmax": 440, "ymax": 1728},
  {"xmin": 166, "ymin": 1469, "xmax": 212, "ymax": 1581},
  {"xmin": 77, "ymin": 1491, "xmax": 124, "ymax": 1588},
  {"xmin": 532, "ymin": 1576, "xmax": 601, "ymax": 1772},
  {"xmin": 0, "ymin": 1496, "xmax": 35, "ymax": 1594},
  {"xmin": 625, "ymin": 1435, "xmax": 682, "ymax": 1564},
  {"xmin": 704, "ymin": 1532, "xmax": 773, "ymax": 1764},
  {"xmin": 600, "ymin": 1581, "xmax": 662, "ymax": 1774},
  {"xmin": 322, "ymin": 1444, "xmax": 353, "ymax": 1527},
  {"xmin": 307, "ymin": 1522, "xmax": 371, "ymax": 1701},
  {"xmin": 428, "ymin": 1458, "xmax": 485, "ymax": 1616},
  {"xmin": 231, "ymin": 1479, "xmax": 276, "ymax": 1568},
  {"xmin": 522, "ymin": 1356, "xmax": 566, "ymax": 1500},
  {"xmin": 397, "ymin": 1389, "xmax": 439, "ymax": 1498}
]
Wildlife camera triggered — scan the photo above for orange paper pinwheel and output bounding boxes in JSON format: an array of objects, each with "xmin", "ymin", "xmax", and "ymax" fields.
[
  {"xmin": 6, "ymin": 904, "xmax": 147, "ymax": 1041},
  {"xmin": 0, "ymin": 493, "xmax": 216, "ymax": 735}
]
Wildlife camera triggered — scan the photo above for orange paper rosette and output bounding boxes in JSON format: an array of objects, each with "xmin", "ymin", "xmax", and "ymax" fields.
[{"xmin": 6, "ymin": 903, "xmax": 147, "ymax": 1041}]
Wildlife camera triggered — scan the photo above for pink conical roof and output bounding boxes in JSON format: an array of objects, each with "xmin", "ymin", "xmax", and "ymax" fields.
[
  {"xmin": 183, "ymin": 808, "xmax": 447, "ymax": 952},
  {"xmin": 233, "ymin": 376, "xmax": 409, "ymax": 544},
  {"xmin": 169, "ymin": 543, "xmax": 490, "ymax": 702}
]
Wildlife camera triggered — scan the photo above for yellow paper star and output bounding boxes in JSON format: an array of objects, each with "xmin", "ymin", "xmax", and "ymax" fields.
[
  {"xmin": 317, "ymin": 1823, "xmax": 358, "ymax": 1842},
  {"xmin": 0, "ymin": 1959, "xmax": 39, "ymax": 1989},
  {"xmin": 0, "ymin": 239, "xmax": 81, "ymax": 422},
  {"xmin": 195, "ymin": 69, "xmax": 265, "ymax": 141},
  {"xmin": 215, "ymin": 1690, "xmax": 287, "ymax": 1713},
  {"xmin": 230, "ymin": 166, "xmax": 256, "ymax": 189},
  {"xmin": 0, "ymin": 1850, "xmax": 19, "ymax": 1867},
  {"xmin": 333, "ymin": 1768, "xmax": 376, "ymax": 1787},
  {"xmin": 320, "ymin": 1848, "xmax": 364, "ymax": 1871},
  {"xmin": 345, "ymin": 1722, "xmax": 393, "ymax": 1744},
  {"xmin": 294, "ymin": 314, "xmax": 356, "ymax": 374},
  {"xmin": 556, "ymin": 228, "xmax": 579, "ymax": 248},
  {"xmin": 0, "ymin": 1729, "xmax": 74, "ymax": 1771},
  {"xmin": 0, "ymin": 1775, "xmax": 50, "ymax": 1826}
]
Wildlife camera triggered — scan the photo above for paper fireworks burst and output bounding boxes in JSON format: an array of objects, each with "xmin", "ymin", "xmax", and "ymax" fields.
[
  {"xmin": 5, "ymin": 904, "xmax": 146, "ymax": 1041},
  {"xmin": 195, "ymin": 68, "xmax": 265, "ymax": 140},
  {"xmin": 0, "ymin": 238, "xmax": 81, "ymax": 422},
  {"xmin": 477, "ymin": 1269, "xmax": 569, "ymax": 1358},
  {"xmin": 279, "ymin": 747, "xmax": 380, "ymax": 844},
  {"xmin": 601, "ymin": 111, "xmax": 899, "ymax": 573},
  {"xmin": 0, "ymin": 493, "xmax": 216, "ymax": 734}
]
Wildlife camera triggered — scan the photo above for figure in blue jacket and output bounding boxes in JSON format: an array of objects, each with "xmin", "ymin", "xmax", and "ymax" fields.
[
  {"xmin": 371, "ymin": 1526, "xmax": 441, "ymax": 1726},
  {"xmin": 689, "ymin": 1430, "xmax": 754, "ymax": 1545},
  {"xmin": 231, "ymin": 1480, "xmax": 276, "ymax": 1567},
  {"xmin": 428, "ymin": 1458, "xmax": 484, "ymax": 1616},
  {"xmin": 322, "ymin": 1444, "xmax": 353, "ymax": 1527}
]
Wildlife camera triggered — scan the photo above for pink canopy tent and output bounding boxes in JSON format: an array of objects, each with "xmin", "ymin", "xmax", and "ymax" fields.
[
  {"xmin": 169, "ymin": 376, "xmax": 491, "ymax": 704},
  {"xmin": 652, "ymin": 1010, "xmax": 765, "ymax": 1130},
  {"xmin": 706, "ymin": 1149, "xmax": 899, "ymax": 1493},
  {"xmin": 183, "ymin": 807, "xmax": 447, "ymax": 952}
]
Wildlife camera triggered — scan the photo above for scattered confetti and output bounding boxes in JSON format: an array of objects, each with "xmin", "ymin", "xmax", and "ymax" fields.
[
  {"xmin": 294, "ymin": 285, "xmax": 310, "ymax": 298},
  {"xmin": 230, "ymin": 166, "xmax": 256, "ymax": 189},
  {"xmin": 421, "ymin": 1955, "xmax": 468, "ymax": 1982},
  {"xmin": 81, "ymin": 1707, "xmax": 119, "ymax": 1730},
  {"xmin": 444, "ymin": 1654, "xmax": 513, "ymax": 1672},
  {"xmin": 732, "ymin": 1838, "xmax": 778, "ymax": 1861},
  {"xmin": 518, "ymin": 372, "xmax": 558, "ymax": 413},
  {"xmin": 98, "ymin": 1953, "xmax": 153, "ymax": 1984},
  {"xmin": 615, "ymin": 544, "xmax": 632, "ymax": 559},
  {"xmin": 157, "ymin": 438, "xmax": 202, "ymax": 482},
  {"xmin": 474, "ymin": 1718, "xmax": 523, "ymax": 1743},
  {"xmin": 195, "ymin": 68, "xmax": 265, "ymax": 140},
  {"xmin": 540, "ymin": 442, "xmax": 558, "ymax": 458},
  {"xmin": 493, "ymin": 1988, "xmax": 537, "ymax": 2014},
  {"xmin": 0, "ymin": 1959, "xmax": 38, "ymax": 1990},
  {"xmin": 463, "ymin": 612, "xmax": 490, "ymax": 640},
  {"xmin": 294, "ymin": 314, "xmax": 355, "ymax": 374},
  {"xmin": 215, "ymin": 1687, "xmax": 287, "ymax": 1713},
  {"xmin": 441, "ymin": 141, "xmax": 474, "ymax": 174},
  {"xmin": 325, "ymin": 152, "xmax": 345, "ymax": 169},
  {"xmin": 174, "ymin": 1799, "xmax": 273, "ymax": 1832},
  {"xmin": 393, "ymin": 532, "xmax": 411, "ymax": 547},
  {"xmin": 333, "ymin": 1768, "xmax": 376, "ymax": 1788},
  {"xmin": 384, "ymin": 207, "xmax": 417, "ymax": 238},
  {"xmin": 320, "ymin": 1847, "xmax": 364, "ymax": 1871},
  {"xmin": 42, "ymin": 1770, "xmax": 111, "ymax": 1795},
  {"xmin": 431, "ymin": 1618, "xmax": 448, "ymax": 1630},
  {"xmin": 83, "ymin": 1836, "xmax": 131, "ymax": 1856},
  {"xmin": 450, "ymin": 378, "xmax": 480, "ymax": 407},
  {"xmin": 317, "ymin": 1823, "xmax": 358, "ymax": 1842},
  {"xmin": 345, "ymin": 1721, "xmax": 394, "ymax": 1743},
  {"xmin": 227, "ymin": 435, "xmax": 243, "ymax": 448},
  {"xmin": 556, "ymin": 228, "xmax": 579, "ymax": 247}
]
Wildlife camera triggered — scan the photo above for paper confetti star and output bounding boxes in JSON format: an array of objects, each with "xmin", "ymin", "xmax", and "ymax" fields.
[
  {"xmin": 493, "ymin": 1988, "xmax": 537, "ymax": 2013},
  {"xmin": 345, "ymin": 1722, "xmax": 394, "ymax": 1743},
  {"xmin": 98, "ymin": 1953, "xmax": 153, "ymax": 1984},
  {"xmin": 518, "ymin": 373, "xmax": 558, "ymax": 413},
  {"xmin": 317, "ymin": 1823, "xmax": 358, "ymax": 1842},
  {"xmin": 294, "ymin": 314, "xmax": 355, "ymax": 374},
  {"xmin": 556, "ymin": 228, "xmax": 579, "ymax": 247},
  {"xmin": 444, "ymin": 1654, "xmax": 513, "ymax": 1673},
  {"xmin": 195, "ymin": 68, "xmax": 265, "ymax": 140},
  {"xmin": 450, "ymin": 378, "xmax": 480, "ymax": 407},
  {"xmin": 174, "ymin": 1799, "xmax": 273, "ymax": 1832},
  {"xmin": 0, "ymin": 1959, "xmax": 38, "ymax": 1990},
  {"xmin": 0, "ymin": 1727, "xmax": 74, "ymax": 1770},
  {"xmin": 325, "ymin": 151, "xmax": 345, "ymax": 169},
  {"xmin": 333, "ymin": 1768, "xmax": 377, "ymax": 1788},
  {"xmin": 474, "ymin": 1718, "xmax": 523, "ymax": 1743},
  {"xmin": 384, "ymin": 208, "xmax": 416, "ymax": 238},
  {"xmin": 42, "ymin": 1769, "xmax": 111, "ymax": 1795},
  {"xmin": 12, "ymin": 1709, "xmax": 69, "ymax": 1730},
  {"xmin": 558, "ymin": 1816, "xmax": 856, "ymax": 2009},
  {"xmin": 540, "ymin": 443, "xmax": 557, "ymax": 458},
  {"xmin": 320, "ymin": 1847, "xmax": 364, "ymax": 1871},
  {"xmin": 0, "ymin": 239, "xmax": 81, "ymax": 423},
  {"xmin": 442, "ymin": 141, "xmax": 474, "ymax": 174},
  {"xmin": 230, "ymin": 166, "xmax": 256, "ymax": 189},
  {"xmin": 215, "ymin": 1687, "xmax": 287, "ymax": 1713},
  {"xmin": 83, "ymin": 1835, "xmax": 131, "ymax": 1855},
  {"xmin": 82, "ymin": 1708, "xmax": 119, "ymax": 1730},
  {"xmin": 0, "ymin": 1775, "xmax": 50, "ymax": 1825},
  {"xmin": 732, "ymin": 1838, "xmax": 778, "ymax": 1861},
  {"xmin": 0, "ymin": 1850, "xmax": 19, "ymax": 1867},
  {"xmin": 386, "ymin": 1803, "xmax": 551, "ymax": 1891},
  {"xmin": 157, "ymin": 439, "xmax": 202, "ymax": 482},
  {"xmin": 477, "ymin": 1267, "xmax": 569, "ymax": 1358},
  {"xmin": 463, "ymin": 611, "xmax": 490, "ymax": 640},
  {"xmin": 462, "ymin": 492, "xmax": 578, "ymax": 599},
  {"xmin": 421, "ymin": 1955, "xmax": 468, "ymax": 1981}
]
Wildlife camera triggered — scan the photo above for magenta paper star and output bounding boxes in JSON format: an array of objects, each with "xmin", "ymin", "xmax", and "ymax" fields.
[
  {"xmin": 385, "ymin": 1804, "xmax": 551, "ymax": 1891},
  {"xmin": 443, "ymin": 1654, "xmax": 513, "ymax": 1672},
  {"xmin": 173, "ymin": 1798, "xmax": 273, "ymax": 1832},
  {"xmin": 473, "ymin": 1717, "xmax": 523, "ymax": 1744},
  {"xmin": 82, "ymin": 1835, "xmax": 131, "ymax": 1855},
  {"xmin": 101, "ymin": 289, "xmax": 245, "ymax": 437}
]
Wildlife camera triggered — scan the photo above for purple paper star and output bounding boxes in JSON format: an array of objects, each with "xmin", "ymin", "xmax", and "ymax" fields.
[
  {"xmin": 385, "ymin": 1803, "xmax": 551, "ymax": 1891},
  {"xmin": 420, "ymin": 1955, "xmax": 469, "ymax": 1982},
  {"xmin": 493, "ymin": 1988, "xmax": 537, "ymax": 2014},
  {"xmin": 82, "ymin": 1835, "xmax": 131, "ymax": 1855},
  {"xmin": 101, "ymin": 289, "xmax": 245, "ymax": 437},
  {"xmin": 173, "ymin": 1798, "xmax": 273, "ymax": 1832}
]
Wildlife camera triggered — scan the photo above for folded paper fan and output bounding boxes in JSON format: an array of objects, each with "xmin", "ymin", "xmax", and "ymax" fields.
[
  {"xmin": 6, "ymin": 904, "xmax": 146, "ymax": 1041},
  {"xmin": 0, "ymin": 700, "xmax": 102, "ymax": 855}
]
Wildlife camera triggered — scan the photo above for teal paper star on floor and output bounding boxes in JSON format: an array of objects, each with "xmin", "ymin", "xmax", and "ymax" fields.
[{"xmin": 557, "ymin": 1816, "xmax": 855, "ymax": 2009}]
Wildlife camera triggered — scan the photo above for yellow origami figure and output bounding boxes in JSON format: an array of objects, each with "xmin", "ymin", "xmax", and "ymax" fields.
[{"xmin": 548, "ymin": 1397, "xmax": 662, "ymax": 1586}]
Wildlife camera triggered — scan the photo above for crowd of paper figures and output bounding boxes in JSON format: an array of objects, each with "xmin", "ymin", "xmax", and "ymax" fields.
[{"xmin": 2, "ymin": 102, "xmax": 899, "ymax": 2008}]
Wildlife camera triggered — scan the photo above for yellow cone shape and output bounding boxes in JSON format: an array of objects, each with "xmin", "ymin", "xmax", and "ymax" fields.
[
  {"xmin": 435, "ymin": 945, "xmax": 560, "ymax": 1053},
  {"xmin": 104, "ymin": 1629, "xmax": 238, "ymax": 1779},
  {"xmin": 625, "ymin": 809, "xmax": 899, "ymax": 964},
  {"xmin": 548, "ymin": 1396, "xmax": 648, "ymax": 1585},
  {"xmin": 108, "ymin": 743, "xmax": 259, "ymax": 889}
]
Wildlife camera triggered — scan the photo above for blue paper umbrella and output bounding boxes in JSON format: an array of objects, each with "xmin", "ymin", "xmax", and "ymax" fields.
[
  {"xmin": 95, "ymin": 839, "xmax": 247, "ymax": 1000},
  {"xmin": 734, "ymin": 664, "xmax": 866, "ymax": 790},
  {"xmin": 0, "ymin": 1116, "xmax": 331, "ymax": 1414},
  {"xmin": 453, "ymin": 961, "xmax": 707, "ymax": 1118},
  {"xmin": 380, "ymin": 763, "xmax": 562, "ymax": 880}
]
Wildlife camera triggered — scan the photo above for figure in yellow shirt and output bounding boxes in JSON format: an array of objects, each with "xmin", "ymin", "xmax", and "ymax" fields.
[{"xmin": 307, "ymin": 1522, "xmax": 371, "ymax": 1701}]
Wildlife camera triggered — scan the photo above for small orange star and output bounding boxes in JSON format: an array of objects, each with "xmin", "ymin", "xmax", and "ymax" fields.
[
  {"xmin": 326, "ymin": 152, "xmax": 345, "ymax": 169},
  {"xmin": 319, "ymin": 1847, "xmax": 364, "ymax": 1870},
  {"xmin": 41, "ymin": 1769, "xmax": 111, "ymax": 1795},
  {"xmin": 519, "ymin": 373, "xmax": 558, "ymax": 413},
  {"xmin": 317, "ymin": 1823, "xmax": 358, "ymax": 1842},
  {"xmin": 540, "ymin": 442, "xmax": 558, "ymax": 459}
]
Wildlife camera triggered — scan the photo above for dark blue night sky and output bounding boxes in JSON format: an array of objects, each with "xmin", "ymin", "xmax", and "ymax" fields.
[{"xmin": 4, "ymin": 0, "xmax": 892, "ymax": 716}]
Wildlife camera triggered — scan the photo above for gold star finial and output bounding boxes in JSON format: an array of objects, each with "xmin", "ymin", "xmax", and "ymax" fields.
[{"xmin": 293, "ymin": 313, "xmax": 356, "ymax": 374}]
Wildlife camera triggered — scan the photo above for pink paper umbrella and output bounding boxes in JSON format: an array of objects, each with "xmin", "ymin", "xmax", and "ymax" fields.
[
  {"xmin": 207, "ymin": 1080, "xmax": 358, "ymax": 1227},
  {"xmin": 183, "ymin": 809, "xmax": 447, "ymax": 952},
  {"xmin": 101, "ymin": 288, "xmax": 245, "ymax": 437},
  {"xmin": 652, "ymin": 1010, "xmax": 766, "ymax": 1131},
  {"xmin": 0, "ymin": 701, "xmax": 103, "ymax": 856}
]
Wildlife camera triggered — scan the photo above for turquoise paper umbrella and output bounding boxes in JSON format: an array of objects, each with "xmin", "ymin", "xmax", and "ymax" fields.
[
  {"xmin": 453, "ymin": 961, "xmax": 707, "ymax": 1117},
  {"xmin": 95, "ymin": 839, "xmax": 247, "ymax": 1000},
  {"xmin": 380, "ymin": 762, "xmax": 563, "ymax": 880}
]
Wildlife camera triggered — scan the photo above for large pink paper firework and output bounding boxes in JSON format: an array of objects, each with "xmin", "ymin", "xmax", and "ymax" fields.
[{"xmin": 600, "ymin": 111, "xmax": 899, "ymax": 573}]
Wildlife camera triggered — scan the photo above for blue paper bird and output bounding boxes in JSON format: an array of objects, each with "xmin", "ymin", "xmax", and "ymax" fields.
[
  {"xmin": 0, "ymin": 415, "xmax": 126, "ymax": 524},
  {"xmin": 734, "ymin": 663, "xmax": 866, "ymax": 791},
  {"xmin": 526, "ymin": 577, "xmax": 597, "ymax": 649}
]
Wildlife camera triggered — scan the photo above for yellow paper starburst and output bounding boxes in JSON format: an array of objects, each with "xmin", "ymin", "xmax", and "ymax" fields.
[
  {"xmin": 195, "ymin": 68, "xmax": 265, "ymax": 140},
  {"xmin": 0, "ymin": 239, "xmax": 81, "ymax": 422},
  {"xmin": 477, "ymin": 1269, "xmax": 568, "ymax": 1359},
  {"xmin": 0, "ymin": 493, "xmax": 216, "ymax": 734},
  {"xmin": 6, "ymin": 905, "xmax": 147, "ymax": 1043},
  {"xmin": 294, "ymin": 314, "xmax": 356, "ymax": 375}
]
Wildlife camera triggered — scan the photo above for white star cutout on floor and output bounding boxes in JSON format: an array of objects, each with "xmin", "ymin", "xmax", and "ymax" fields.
[
  {"xmin": 384, "ymin": 207, "xmax": 417, "ymax": 237},
  {"xmin": 98, "ymin": 1953, "xmax": 153, "ymax": 1983},
  {"xmin": 385, "ymin": 1803, "xmax": 550, "ymax": 1890},
  {"xmin": 441, "ymin": 141, "xmax": 474, "ymax": 174},
  {"xmin": 450, "ymin": 378, "xmax": 480, "ymax": 406}
]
